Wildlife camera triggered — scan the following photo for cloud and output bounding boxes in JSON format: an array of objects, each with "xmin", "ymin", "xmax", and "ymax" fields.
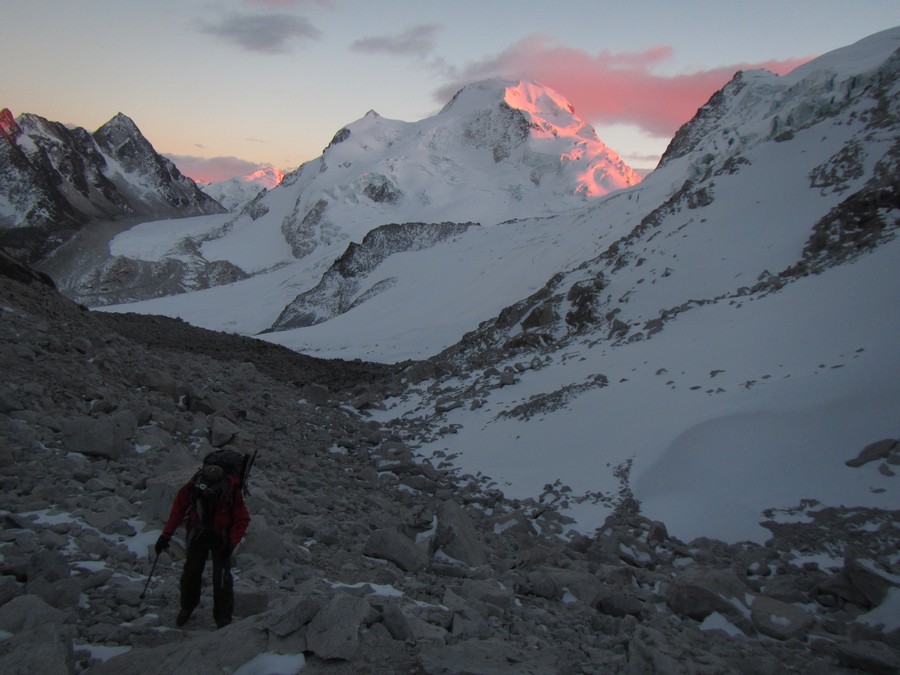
[
  {"xmin": 197, "ymin": 12, "xmax": 321, "ymax": 53},
  {"xmin": 244, "ymin": 0, "xmax": 332, "ymax": 7},
  {"xmin": 166, "ymin": 154, "xmax": 272, "ymax": 183},
  {"xmin": 350, "ymin": 23, "xmax": 441, "ymax": 57},
  {"xmin": 435, "ymin": 35, "xmax": 811, "ymax": 138}
]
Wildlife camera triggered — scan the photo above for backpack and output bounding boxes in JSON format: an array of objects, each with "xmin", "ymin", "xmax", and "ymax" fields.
[{"xmin": 201, "ymin": 448, "xmax": 258, "ymax": 496}]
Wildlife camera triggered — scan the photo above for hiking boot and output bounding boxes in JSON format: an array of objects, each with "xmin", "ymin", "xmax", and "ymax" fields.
[
  {"xmin": 176, "ymin": 608, "xmax": 192, "ymax": 627},
  {"xmin": 215, "ymin": 617, "xmax": 231, "ymax": 629}
]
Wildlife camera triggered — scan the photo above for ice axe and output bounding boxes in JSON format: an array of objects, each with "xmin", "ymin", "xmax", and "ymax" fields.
[{"xmin": 140, "ymin": 551, "xmax": 161, "ymax": 600}]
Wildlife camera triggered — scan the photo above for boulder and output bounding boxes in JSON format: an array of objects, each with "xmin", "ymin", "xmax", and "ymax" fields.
[
  {"xmin": 626, "ymin": 626, "xmax": 685, "ymax": 674},
  {"xmin": 666, "ymin": 566, "xmax": 751, "ymax": 620},
  {"xmin": 0, "ymin": 622, "xmax": 73, "ymax": 675},
  {"xmin": 234, "ymin": 588, "xmax": 269, "ymax": 618},
  {"xmin": 242, "ymin": 514, "xmax": 290, "ymax": 561},
  {"xmin": 459, "ymin": 578, "xmax": 515, "ymax": 613},
  {"xmin": 835, "ymin": 640, "xmax": 900, "ymax": 675},
  {"xmin": 0, "ymin": 594, "xmax": 67, "ymax": 632},
  {"xmin": 844, "ymin": 558, "xmax": 899, "ymax": 607},
  {"xmin": 541, "ymin": 568, "xmax": 604, "ymax": 607},
  {"xmin": 431, "ymin": 500, "xmax": 486, "ymax": 567},
  {"xmin": 302, "ymin": 383, "xmax": 331, "ymax": 406},
  {"xmin": 750, "ymin": 596, "xmax": 813, "ymax": 640},
  {"xmin": 599, "ymin": 590, "xmax": 646, "ymax": 618},
  {"xmin": 363, "ymin": 528, "xmax": 427, "ymax": 571},
  {"xmin": 434, "ymin": 397, "xmax": 463, "ymax": 414},
  {"xmin": 305, "ymin": 593, "xmax": 372, "ymax": 661},
  {"xmin": 266, "ymin": 592, "xmax": 329, "ymax": 637},
  {"xmin": 61, "ymin": 416, "xmax": 122, "ymax": 459},
  {"xmin": 137, "ymin": 368, "xmax": 179, "ymax": 400},
  {"xmin": 209, "ymin": 415, "xmax": 241, "ymax": 447},
  {"xmin": 382, "ymin": 603, "xmax": 448, "ymax": 644}
]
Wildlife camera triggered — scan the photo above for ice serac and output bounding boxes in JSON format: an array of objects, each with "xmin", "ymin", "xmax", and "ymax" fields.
[{"xmin": 0, "ymin": 110, "xmax": 224, "ymax": 263}]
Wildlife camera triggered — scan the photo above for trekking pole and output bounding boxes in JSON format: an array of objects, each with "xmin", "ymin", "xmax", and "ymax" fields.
[{"xmin": 140, "ymin": 551, "xmax": 161, "ymax": 600}]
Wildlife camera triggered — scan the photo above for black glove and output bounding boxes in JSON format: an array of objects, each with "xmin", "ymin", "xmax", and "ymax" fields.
[{"xmin": 155, "ymin": 534, "xmax": 171, "ymax": 555}]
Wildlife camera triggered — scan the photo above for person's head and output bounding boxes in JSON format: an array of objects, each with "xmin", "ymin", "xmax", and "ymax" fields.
[{"xmin": 196, "ymin": 465, "xmax": 225, "ymax": 497}]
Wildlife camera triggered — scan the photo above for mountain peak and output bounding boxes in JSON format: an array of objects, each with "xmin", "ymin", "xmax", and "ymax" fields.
[
  {"xmin": 441, "ymin": 79, "xmax": 576, "ymax": 121},
  {"xmin": 0, "ymin": 108, "xmax": 20, "ymax": 143},
  {"xmin": 95, "ymin": 112, "xmax": 142, "ymax": 140},
  {"xmin": 435, "ymin": 78, "xmax": 640, "ymax": 195}
]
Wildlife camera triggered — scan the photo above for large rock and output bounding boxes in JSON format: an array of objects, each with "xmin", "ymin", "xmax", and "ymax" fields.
[
  {"xmin": 0, "ymin": 594, "xmax": 68, "ymax": 633},
  {"xmin": 86, "ymin": 620, "xmax": 269, "ymax": 674},
  {"xmin": 750, "ymin": 596, "xmax": 813, "ymax": 640},
  {"xmin": 835, "ymin": 640, "xmax": 900, "ymax": 675},
  {"xmin": 305, "ymin": 593, "xmax": 372, "ymax": 661},
  {"xmin": 0, "ymin": 623, "xmax": 73, "ymax": 675},
  {"xmin": 266, "ymin": 592, "xmax": 329, "ymax": 637},
  {"xmin": 241, "ymin": 514, "xmax": 288, "ymax": 561},
  {"xmin": 209, "ymin": 415, "xmax": 241, "ymax": 447},
  {"xmin": 137, "ymin": 368, "xmax": 180, "ymax": 401},
  {"xmin": 363, "ymin": 528, "xmax": 427, "ymax": 571},
  {"xmin": 844, "ymin": 558, "xmax": 899, "ymax": 607},
  {"xmin": 61, "ymin": 416, "xmax": 124, "ymax": 459},
  {"xmin": 1, "ymin": 581, "xmax": 73, "ymax": 673},
  {"xmin": 431, "ymin": 500, "xmax": 486, "ymax": 567},
  {"xmin": 382, "ymin": 603, "xmax": 448, "ymax": 644},
  {"xmin": 665, "ymin": 566, "xmax": 751, "ymax": 620}
]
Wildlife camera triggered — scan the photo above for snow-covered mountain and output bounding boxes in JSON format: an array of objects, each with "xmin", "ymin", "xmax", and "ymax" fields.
[
  {"xmin": 93, "ymin": 29, "xmax": 900, "ymax": 545},
  {"xmin": 51, "ymin": 79, "xmax": 640, "ymax": 308},
  {"xmin": 0, "ymin": 110, "xmax": 224, "ymax": 262},
  {"xmin": 199, "ymin": 167, "xmax": 285, "ymax": 212}
]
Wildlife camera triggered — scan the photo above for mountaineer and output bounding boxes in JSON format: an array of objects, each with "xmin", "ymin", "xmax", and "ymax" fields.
[{"xmin": 155, "ymin": 458, "xmax": 251, "ymax": 628}]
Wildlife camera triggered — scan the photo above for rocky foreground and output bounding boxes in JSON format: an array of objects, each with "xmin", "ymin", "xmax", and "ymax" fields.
[{"xmin": 0, "ymin": 250, "xmax": 898, "ymax": 674}]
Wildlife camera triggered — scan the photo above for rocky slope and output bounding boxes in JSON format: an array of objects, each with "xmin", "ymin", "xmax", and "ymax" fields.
[
  {"xmin": 1, "ymin": 253, "xmax": 898, "ymax": 674},
  {"xmin": 0, "ymin": 109, "xmax": 224, "ymax": 263}
]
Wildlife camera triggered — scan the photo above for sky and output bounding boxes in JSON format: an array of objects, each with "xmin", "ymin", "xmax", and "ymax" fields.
[{"xmin": 3, "ymin": 1, "xmax": 899, "ymax": 180}]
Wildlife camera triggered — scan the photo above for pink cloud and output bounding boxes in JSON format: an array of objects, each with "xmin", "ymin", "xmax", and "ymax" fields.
[{"xmin": 436, "ymin": 35, "xmax": 812, "ymax": 138}]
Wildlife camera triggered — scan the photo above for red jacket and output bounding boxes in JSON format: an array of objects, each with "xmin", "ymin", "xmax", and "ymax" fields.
[{"xmin": 162, "ymin": 474, "xmax": 250, "ymax": 549}]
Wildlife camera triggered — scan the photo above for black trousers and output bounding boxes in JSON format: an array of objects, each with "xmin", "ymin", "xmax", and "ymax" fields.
[{"xmin": 180, "ymin": 530, "xmax": 233, "ymax": 627}]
